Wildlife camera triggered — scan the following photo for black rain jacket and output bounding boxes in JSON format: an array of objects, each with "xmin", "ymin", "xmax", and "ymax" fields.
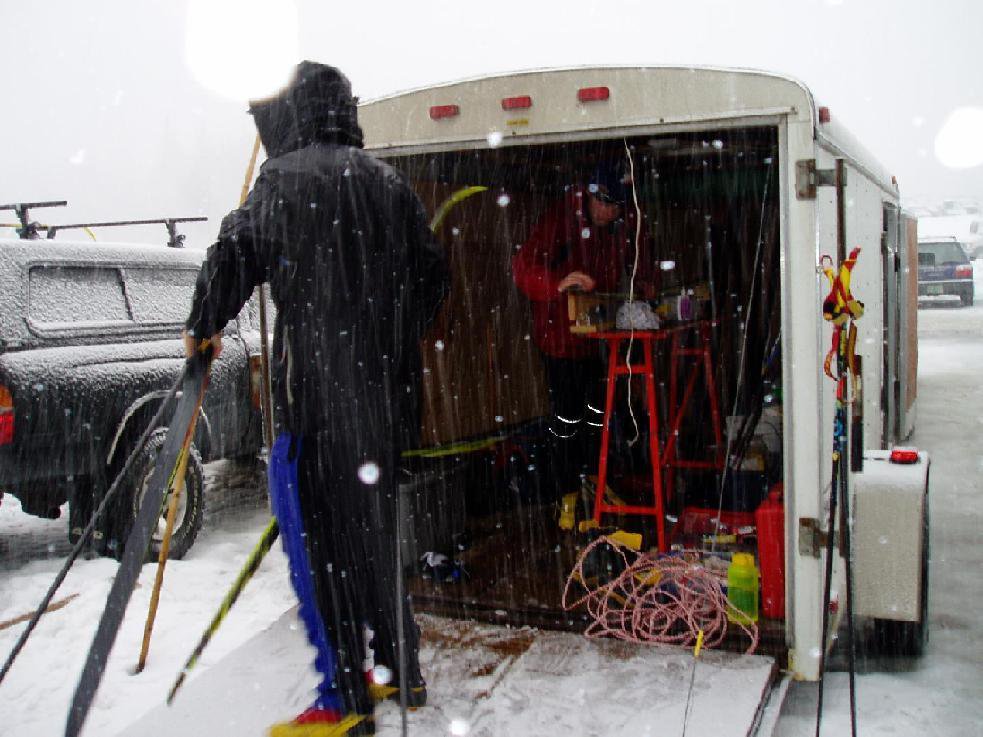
[{"xmin": 186, "ymin": 62, "xmax": 448, "ymax": 440}]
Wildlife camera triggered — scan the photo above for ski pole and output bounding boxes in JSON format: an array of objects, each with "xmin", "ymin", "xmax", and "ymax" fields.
[
  {"xmin": 396, "ymin": 478, "xmax": 408, "ymax": 737},
  {"xmin": 136, "ymin": 133, "xmax": 265, "ymax": 675},
  {"xmin": 134, "ymin": 437, "xmax": 193, "ymax": 674},
  {"xmin": 167, "ymin": 516, "xmax": 279, "ymax": 704},
  {"xmin": 815, "ymin": 374, "xmax": 845, "ymax": 736},
  {"xmin": 134, "ymin": 342, "xmax": 215, "ymax": 674},
  {"xmin": 0, "ymin": 377, "xmax": 180, "ymax": 688}
]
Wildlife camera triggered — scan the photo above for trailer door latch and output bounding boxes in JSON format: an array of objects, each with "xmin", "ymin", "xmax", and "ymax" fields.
[
  {"xmin": 798, "ymin": 517, "xmax": 842, "ymax": 557},
  {"xmin": 795, "ymin": 160, "xmax": 841, "ymax": 200}
]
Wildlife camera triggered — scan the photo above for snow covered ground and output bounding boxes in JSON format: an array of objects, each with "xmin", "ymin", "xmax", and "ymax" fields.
[
  {"xmin": 2, "ymin": 267, "xmax": 983, "ymax": 737},
  {"xmin": 0, "ymin": 461, "xmax": 295, "ymax": 737}
]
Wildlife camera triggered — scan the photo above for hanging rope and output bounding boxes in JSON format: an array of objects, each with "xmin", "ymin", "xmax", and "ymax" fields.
[{"xmin": 562, "ymin": 535, "xmax": 758, "ymax": 653}]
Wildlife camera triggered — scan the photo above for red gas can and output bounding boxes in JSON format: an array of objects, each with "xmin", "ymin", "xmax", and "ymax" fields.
[{"xmin": 755, "ymin": 484, "xmax": 785, "ymax": 619}]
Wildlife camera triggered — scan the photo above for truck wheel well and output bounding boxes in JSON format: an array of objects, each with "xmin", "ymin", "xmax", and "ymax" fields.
[{"xmin": 107, "ymin": 397, "xmax": 212, "ymax": 470}]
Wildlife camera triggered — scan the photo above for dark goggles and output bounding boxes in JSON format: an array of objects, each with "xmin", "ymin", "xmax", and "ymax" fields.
[{"xmin": 592, "ymin": 188, "xmax": 622, "ymax": 205}]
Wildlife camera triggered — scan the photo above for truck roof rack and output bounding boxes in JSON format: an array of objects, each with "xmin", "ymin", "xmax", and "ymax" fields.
[
  {"xmin": 1, "ymin": 201, "xmax": 206, "ymax": 247},
  {"xmin": 43, "ymin": 217, "xmax": 208, "ymax": 248},
  {"xmin": 0, "ymin": 200, "xmax": 67, "ymax": 240}
]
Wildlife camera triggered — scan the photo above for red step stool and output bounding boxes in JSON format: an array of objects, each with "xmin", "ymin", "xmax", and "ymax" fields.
[{"xmin": 588, "ymin": 321, "xmax": 723, "ymax": 552}]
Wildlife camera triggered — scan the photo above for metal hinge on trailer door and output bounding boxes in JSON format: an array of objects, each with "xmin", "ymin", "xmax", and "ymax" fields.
[
  {"xmin": 795, "ymin": 160, "xmax": 842, "ymax": 200},
  {"xmin": 798, "ymin": 517, "xmax": 843, "ymax": 557}
]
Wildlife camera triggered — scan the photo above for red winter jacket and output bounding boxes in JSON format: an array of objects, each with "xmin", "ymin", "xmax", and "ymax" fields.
[{"xmin": 512, "ymin": 188, "xmax": 652, "ymax": 358}]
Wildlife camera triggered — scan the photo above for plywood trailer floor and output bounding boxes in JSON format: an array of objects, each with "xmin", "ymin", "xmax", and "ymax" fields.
[{"xmin": 123, "ymin": 608, "xmax": 778, "ymax": 737}]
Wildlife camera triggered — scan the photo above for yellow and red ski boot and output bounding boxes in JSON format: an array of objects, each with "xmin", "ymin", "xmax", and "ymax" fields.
[
  {"xmin": 268, "ymin": 706, "xmax": 375, "ymax": 737},
  {"xmin": 366, "ymin": 668, "xmax": 427, "ymax": 709}
]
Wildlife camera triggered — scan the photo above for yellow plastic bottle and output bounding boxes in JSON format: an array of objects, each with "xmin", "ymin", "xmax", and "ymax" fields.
[
  {"xmin": 726, "ymin": 553, "xmax": 760, "ymax": 625},
  {"xmin": 558, "ymin": 493, "xmax": 578, "ymax": 530}
]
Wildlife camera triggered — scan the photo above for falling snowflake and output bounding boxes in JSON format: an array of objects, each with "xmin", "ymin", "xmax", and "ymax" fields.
[{"xmin": 358, "ymin": 462, "xmax": 380, "ymax": 485}]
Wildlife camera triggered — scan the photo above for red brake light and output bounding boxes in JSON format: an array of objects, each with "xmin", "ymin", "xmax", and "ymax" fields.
[
  {"xmin": 0, "ymin": 385, "xmax": 13, "ymax": 446},
  {"xmin": 889, "ymin": 447, "xmax": 920, "ymax": 464},
  {"xmin": 501, "ymin": 95, "xmax": 532, "ymax": 110},
  {"xmin": 577, "ymin": 86, "xmax": 610, "ymax": 103},
  {"xmin": 955, "ymin": 264, "xmax": 973, "ymax": 278},
  {"xmin": 818, "ymin": 106, "xmax": 832, "ymax": 124},
  {"xmin": 429, "ymin": 104, "xmax": 460, "ymax": 120}
]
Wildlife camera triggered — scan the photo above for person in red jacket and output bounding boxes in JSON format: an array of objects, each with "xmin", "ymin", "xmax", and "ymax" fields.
[{"xmin": 512, "ymin": 163, "xmax": 654, "ymax": 493}]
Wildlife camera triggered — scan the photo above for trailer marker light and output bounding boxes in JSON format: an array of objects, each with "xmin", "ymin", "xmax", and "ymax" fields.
[
  {"xmin": 0, "ymin": 385, "xmax": 13, "ymax": 446},
  {"xmin": 577, "ymin": 86, "xmax": 610, "ymax": 103},
  {"xmin": 501, "ymin": 95, "xmax": 532, "ymax": 110},
  {"xmin": 889, "ymin": 447, "xmax": 920, "ymax": 464},
  {"xmin": 429, "ymin": 104, "xmax": 460, "ymax": 120},
  {"xmin": 818, "ymin": 106, "xmax": 831, "ymax": 124}
]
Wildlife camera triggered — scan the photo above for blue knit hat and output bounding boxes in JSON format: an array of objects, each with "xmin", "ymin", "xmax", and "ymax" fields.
[{"xmin": 588, "ymin": 161, "xmax": 630, "ymax": 204}]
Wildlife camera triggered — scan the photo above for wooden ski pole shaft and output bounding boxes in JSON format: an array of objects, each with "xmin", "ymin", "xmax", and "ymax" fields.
[
  {"xmin": 135, "ymin": 446, "xmax": 192, "ymax": 673},
  {"xmin": 134, "ymin": 135, "xmax": 263, "ymax": 673},
  {"xmin": 135, "ymin": 351, "xmax": 210, "ymax": 672},
  {"xmin": 237, "ymin": 133, "xmax": 275, "ymax": 451}
]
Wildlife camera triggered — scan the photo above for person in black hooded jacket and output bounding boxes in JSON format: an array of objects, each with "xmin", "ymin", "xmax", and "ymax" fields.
[{"xmin": 184, "ymin": 61, "xmax": 448, "ymax": 736}]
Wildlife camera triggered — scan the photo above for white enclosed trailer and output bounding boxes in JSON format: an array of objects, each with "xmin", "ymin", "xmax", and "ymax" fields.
[{"xmin": 359, "ymin": 66, "xmax": 928, "ymax": 682}]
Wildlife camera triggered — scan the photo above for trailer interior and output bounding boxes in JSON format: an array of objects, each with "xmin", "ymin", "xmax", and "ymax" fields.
[{"xmin": 387, "ymin": 126, "xmax": 786, "ymax": 653}]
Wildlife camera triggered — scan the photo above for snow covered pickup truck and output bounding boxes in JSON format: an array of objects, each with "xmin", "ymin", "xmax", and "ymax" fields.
[{"xmin": 0, "ymin": 236, "xmax": 266, "ymax": 558}]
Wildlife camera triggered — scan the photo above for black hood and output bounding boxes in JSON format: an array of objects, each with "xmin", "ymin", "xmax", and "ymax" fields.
[{"xmin": 248, "ymin": 61, "xmax": 364, "ymax": 157}]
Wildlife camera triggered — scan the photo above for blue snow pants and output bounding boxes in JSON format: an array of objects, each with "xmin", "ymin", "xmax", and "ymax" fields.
[
  {"xmin": 268, "ymin": 430, "xmax": 423, "ymax": 716},
  {"xmin": 268, "ymin": 433, "xmax": 342, "ymax": 713}
]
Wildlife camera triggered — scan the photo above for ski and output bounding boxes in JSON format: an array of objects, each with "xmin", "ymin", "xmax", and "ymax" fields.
[{"xmin": 65, "ymin": 345, "xmax": 213, "ymax": 737}]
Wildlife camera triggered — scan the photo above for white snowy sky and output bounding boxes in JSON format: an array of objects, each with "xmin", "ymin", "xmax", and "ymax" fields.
[{"xmin": 1, "ymin": 0, "xmax": 980, "ymax": 248}]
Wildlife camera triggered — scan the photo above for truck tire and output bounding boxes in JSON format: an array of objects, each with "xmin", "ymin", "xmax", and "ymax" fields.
[
  {"xmin": 961, "ymin": 290, "xmax": 974, "ymax": 307},
  {"xmin": 112, "ymin": 428, "xmax": 205, "ymax": 561},
  {"xmin": 872, "ymin": 502, "xmax": 929, "ymax": 657}
]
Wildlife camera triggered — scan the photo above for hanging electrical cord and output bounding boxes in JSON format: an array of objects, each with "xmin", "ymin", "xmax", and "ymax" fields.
[
  {"xmin": 712, "ymin": 158, "xmax": 774, "ymax": 551},
  {"xmin": 623, "ymin": 138, "xmax": 644, "ymax": 446}
]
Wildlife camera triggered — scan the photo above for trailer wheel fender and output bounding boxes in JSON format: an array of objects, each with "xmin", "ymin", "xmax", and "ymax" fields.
[{"xmin": 853, "ymin": 450, "xmax": 930, "ymax": 658}]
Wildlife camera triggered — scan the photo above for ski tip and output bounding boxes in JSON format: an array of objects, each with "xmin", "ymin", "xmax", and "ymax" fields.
[
  {"xmin": 64, "ymin": 711, "xmax": 83, "ymax": 737},
  {"xmin": 166, "ymin": 672, "xmax": 186, "ymax": 706}
]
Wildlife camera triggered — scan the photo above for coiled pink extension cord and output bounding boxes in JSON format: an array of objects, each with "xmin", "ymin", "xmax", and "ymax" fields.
[{"xmin": 562, "ymin": 535, "xmax": 758, "ymax": 654}]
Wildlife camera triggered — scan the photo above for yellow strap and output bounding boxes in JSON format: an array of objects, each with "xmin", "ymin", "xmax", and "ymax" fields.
[
  {"xmin": 430, "ymin": 185, "xmax": 489, "ymax": 232},
  {"xmin": 693, "ymin": 629, "xmax": 705, "ymax": 659},
  {"xmin": 400, "ymin": 435, "xmax": 504, "ymax": 459}
]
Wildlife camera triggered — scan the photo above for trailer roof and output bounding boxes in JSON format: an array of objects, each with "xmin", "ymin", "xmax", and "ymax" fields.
[{"xmin": 359, "ymin": 65, "xmax": 897, "ymax": 194}]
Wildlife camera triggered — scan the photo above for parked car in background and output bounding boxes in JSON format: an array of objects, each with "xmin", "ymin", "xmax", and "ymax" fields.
[
  {"xmin": 0, "ymin": 235, "xmax": 266, "ymax": 558},
  {"xmin": 917, "ymin": 237, "xmax": 975, "ymax": 306},
  {"xmin": 917, "ymin": 213, "xmax": 983, "ymax": 259}
]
